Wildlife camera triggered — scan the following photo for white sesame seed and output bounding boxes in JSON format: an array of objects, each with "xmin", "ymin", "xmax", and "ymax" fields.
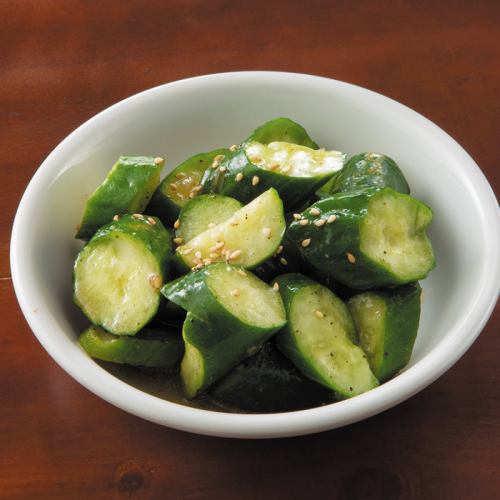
[
  {"xmin": 173, "ymin": 219, "xmax": 181, "ymax": 229},
  {"xmin": 169, "ymin": 183, "xmax": 177, "ymax": 190},
  {"xmin": 273, "ymin": 282, "xmax": 280, "ymax": 291},
  {"xmin": 314, "ymin": 309, "xmax": 324, "ymax": 319},
  {"xmin": 229, "ymin": 249, "xmax": 242, "ymax": 260},
  {"xmin": 203, "ymin": 258, "xmax": 212, "ymax": 265},
  {"xmin": 182, "ymin": 247, "xmax": 193, "ymax": 255},
  {"xmin": 280, "ymin": 257, "xmax": 288, "ymax": 266},
  {"xmin": 302, "ymin": 238, "xmax": 312, "ymax": 247},
  {"xmin": 237, "ymin": 269, "xmax": 247, "ymax": 277},
  {"xmin": 132, "ymin": 213, "xmax": 144, "ymax": 219},
  {"xmin": 235, "ymin": 172, "xmax": 244, "ymax": 182},
  {"xmin": 276, "ymin": 245, "xmax": 284, "ymax": 255},
  {"xmin": 154, "ymin": 157, "xmax": 164, "ymax": 165},
  {"xmin": 314, "ymin": 219, "xmax": 326, "ymax": 227},
  {"xmin": 249, "ymin": 156, "xmax": 263, "ymax": 165},
  {"xmin": 262, "ymin": 227, "xmax": 271, "ymax": 238},
  {"xmin": 293, "ymin": 213, "xmax": 302, "ymax": 220},
  {"xmin": 193, "ymin": 263, "xmax": 203, "ymax": 270},
  {"xmin": 224, "ymin": 249, "xmax": 232, "ymax": 260},
  {"xmin": 219, "ymin": 166, "xmax": 227, "ymax": 173},
  {"xmin": 214, "ymin": 154, "xmax": 225, "ymax": 163},
  {"xmin": 188, "ymin": 191, "xmax": 196, "ymax": 199},
  {"xmin": 195, "ymin": 251, "xmax": 202, "ymax": 259},
  {"xmin": 212, "ymin": 241, "xmax": 225, "ymax": 251},
  {"xmin": 327, "ymin": 214, "xmax": 337, "ymax": 223},
  {"xmin": 347, "ymin": 252, "xmax": 356, "ymax": 263},
  {"xmin": 252, "ymin": 175, "xmax": 260, "ymax": 186},
  {"xmin": 177, "ymin": 193, "xmax": 185, "ymax": 200},
  {"xmin": 175, "ymin": 172, "xmax": 186, "ymax": 179},
  {"xmin": 149, "ymin": 274, "xmax": 162, "ymax": 289},
  {"xmin": 173, "ymin": 237, "xmax": 183, "ymax": 245},
  {"xmin": 147, "ymin": 217, "xmax": 156, "ymax": 225},
  {"xmin": 230, "ymin": 288, "xmax": 240, "ymax": 297},
  {"xmin": 209, "ymin": 252, "xmax": 220, "ymax": 259},
  {"xmin": 299, "ymin": 219, "xmax": 309, "ymax": 226},
  {"xmin": 112, "ymin": 214, "xmax": 120, "ymax": 221},
  {"xmin": 191, "ymin": 185, "xmax": 202, "ymax": 192},
  {"xmin": 211, "ymin": 161, "xmax": 220, "ymax": 169},
  {"xmin": 229, "ymin": 144, "xmax": 238, "ymax": 152},
  {"xmin": 310, "ymin": 208, "xmax": 320, "ymax": 216}
]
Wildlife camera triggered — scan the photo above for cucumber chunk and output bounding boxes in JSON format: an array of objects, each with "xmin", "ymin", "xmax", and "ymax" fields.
[
  {"xmin": 180, "ymin": 313, "xmax": 279, "ymax": 398},
  {"xmin": 325, "ymin": 152, "xmax": 410, "ymax": 196},
  {"xmin": 79, "ymin": 325, "xmax": 183, "ymax": 368},
  {"xmin": 202, "ymin": 141, "xmax": 344, "ymax": 210},
  {"xmin": 162, "ymin": 263, "xmax": 287, "ymax": 335},
  {"xmin": 275, "ymin": 274, "xmax": 379, "ymax": 398},
  {"xmin": 175, "ymin": 194, "xmax": 242, "ymax": 243},
  {"xmin": 245, "ymin": 117, "xmax": 319, "ymax": 149},
  {"xmin": 211, "ymin": 342, "xmax": 334, "ymax": 412},
  {"xmin": 175, "ymin": 188, "xmax": 285, "ymax": 271},
  {"xmin": 348, "ymin": 283, "xmax": 421, "ymax": 382},
  {"xmin": 287, "ymin": 187, "xmax": 435, "ymax": 289},
  {"xmin": 148, "ymin": 148, "xmax": 228, "ymax": 225},
  {"xmin": 74, "ymin": 214, "xmax": 172, "ymax": 335},
  {"xmin": 76, "ymin": 156, "xmax": 164, "ymax": 239}
]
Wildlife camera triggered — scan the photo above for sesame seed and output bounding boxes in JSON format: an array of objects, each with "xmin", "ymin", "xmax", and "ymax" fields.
[
  {"xmin": 177, "ymin": 193, "xmax": 185, "ymax": 200},
  {"xmin": 147, "ymin": 217, "xmax": 156, "ymax": 225},
  {"xmin": 230, "ymin": 288, "xmax": 240, "ymax": 297},
  {"xmin": 175, "ymin": 172, "xmax": 186, "ymax": 179},
  {"xmin": 189, "ymin": 191, "xmax": 196, "ymax": 199},
  {"xmin": 229, "ymin": 144, "xmax": 238, "ymax": 152},
  {"xmin": 193, "ymin": 263, "xmax": 204, "ymax": 271},
  {"xmin": 314, "ymin": 219, "xmax": 326, "ymax": 227},
  {"xmin": 347, "ymin": 252, "xmax": 356, "ymax": 263},
  {"xmin": 154, "ymin": 157, "xmax": 164, "ymax": 165},
  {"xmin": 235, "ymin": 172, "xmax": 244, "ymax": 182},
  {"xmin": 314, "ymin": 309, "xmax": 324, "ymax": 319},
  {"xmin": 209, "ymin": 252, "xmax": 220, "ymax": 259},
  {"xmin": 211, "ymin": 161, "xmax": 220, "ymax": 169},
  {"xmin": 252, "ymin": 175, "xmax": 260, "ymax": 186},
  {"xmin": 273, "ymin": 282, "xmax": 280, "ymax": 291},
  {"xmin": 262, "ymin": 227, "xmax": 271, "ymax": 238},
  {"xmin": 208, "ymin": 222, "xmax": 216, "ymax": 229},
  {"xmin": 310, "ymin": 207, "xmax": 320, "ymax": 216},
  {"xmin": 327, "ymin": 214, "xmax": 337, "ymax": 224},
  {"xmin": 182, "ymin": 247, "xmax": 193, "ymax": 255},
  {"xmin": 112, "ymin": 214, "xmax": 120, "ymax": 221},
  {"xmin": 173, "ymin": 219, "xmax": 181, "ymax": 229},
  {"xmin": 299, "ymin": 219, "xmax": 309, "ymax": 226},
  {"xmin": 249, "ymin": 156, "xmax": 263, "ymax": 165},
  {"xmin": 211, "ymin": 241, "xmax": 225, "ymax": 251},
  {"xmin": 224, "ymin": 249, "xmax": 232, "ymax": 260},
  {"xmin": 169, "ymin": 183, "xmax": 177, "ymax": 190},
  {"xmin": 191, "ymin": 185, "xmax": 202, "ymax": 192},
  {"xmin": 173, "ymin": 237, "xmax": 183, "ymax": 245},
  {"xmin": 229, "ymin": 249, "xmax": 242, "ymax": 260},
  {"xmin": 214, "ymin": 154, "xmax": 225, "ymax": 163},
  {"xmin": 219, "ymin": 166, "xmax": 227, "ymax": 173},
  {"xmin": 203, "ymin": 258, "xmax": 212, "ymax": 265},
  {"xmin": 195, "ymin": 251, "xmax": 202, "ymax": 259},
  {"xmin": 149, "ymin": 274, "xmax": 162, "ymax": 289},
  {"xmin": 276, "ymin": 245, "xmax": 284, "ymax": 255},
  {"xmin": 132, "ymin": 213, "xmax": 144, "ymax": 219},
  {"xmin": 237, "ymin": 269, "xmax": 247, "ymax": 277},
  {"xmin": 302, "ymin": 238, "xmax": 311, "ymax": 247},
  {"xmin": 293, "ymin": 213, "xmax": 302, "ymax": 220},
  {"xmin": 280, "ymin": 257, "xmax": 288, "ymax": 266}
]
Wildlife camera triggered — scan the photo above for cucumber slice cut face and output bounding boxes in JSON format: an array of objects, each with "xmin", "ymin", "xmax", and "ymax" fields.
[
  {"xmin": 148, "ymin": 148, "xmax": 228, "ymax": 225},
  {"xmin": 175, "ymin": 194, "xmax": 242, "ymax": 243},
  {"xmin": 348, "ymin": 283, "xmax": 421, "ymax": 382},
  {"xmin": 287, "ymin": 187, "xmax": 435, "ymax": 289},
  {"xmin": 176, "ymin": 188, "xmax": 285, "ymax": 271},
  {"xmin": 76, "ymin": 156, "xmax": 164, "ymax": 239},
  {"xmin": 79, "ymin": 325, "xmax": 184, "ymax": 368},
  {"xmin": 275, "ymin": 274, "xmax": 379, "ymax": 398},
  {"xmin": 74, "ymin": 215, "xmax": 172, "ymax": 336},
  {"xmin": 162, "ymin": 263, "xmax": 287, "ymax": 334}
]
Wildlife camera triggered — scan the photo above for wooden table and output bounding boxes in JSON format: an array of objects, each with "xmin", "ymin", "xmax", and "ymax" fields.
[{"xmin": 2, "ymin": 1, "xmax": 499, "ymax": 498}]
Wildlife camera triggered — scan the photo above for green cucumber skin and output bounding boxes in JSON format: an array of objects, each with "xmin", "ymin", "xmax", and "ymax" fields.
[
  {"xmin": 74, "ymin": 214, "xmax": 173, "ymax": 335},
  {"xmin": 161, "ymin": 263, "xmax": 287, "ymax": 337},
  {"xmin": 274, "ymin": 273, "xmax": 378, "ymax": 397},
  {"xmin": 329, "ymin": 152, "xmax": 410, "ymax": 196},
  {"xmin": 203, "ymin": 149, "xmax": 335, "ymax": 210},
  {"xmin": 148, "ymin": 148, "xmax": 228, "ymax": 225},
  {"xmin": 182, "ymin": 313, "xmax": 278, "ymax": 397},
  {"xmin": 79, "ymin": 325, "xmax": 184, "ymax": 368},
  {"xmin": 349, "ymin": 283, "xmax": 421, "ymax": 382},
  {"xmin": 76, "ymin": 156, "xmax": 164, "ymax": 240},
  {"xmin": 245, "ymin": 117, "xmax": 319, "ymax": 149},
  {"xmin": 211, "ymin": 342, "xmax": 333, "ymax": 413},
  {"xmin": 287, "ymin": 188, "xmax": 435, "ymax": 289}
]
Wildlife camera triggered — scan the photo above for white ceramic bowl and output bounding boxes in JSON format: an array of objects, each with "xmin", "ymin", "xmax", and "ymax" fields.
[{"xmin": 11, "ymin": 72, "xmax": 500, "ymax": 438}]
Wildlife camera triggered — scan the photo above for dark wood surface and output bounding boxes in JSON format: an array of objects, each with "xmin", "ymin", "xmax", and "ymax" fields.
[{"xmin": 1, "ymin": 1, "xmax": 499, "ymax": 498}]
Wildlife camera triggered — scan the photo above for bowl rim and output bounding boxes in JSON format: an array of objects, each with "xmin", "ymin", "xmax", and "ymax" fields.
[{"xmin": 11, "ymin": 71, "xmax": 500, "ymax": 438}]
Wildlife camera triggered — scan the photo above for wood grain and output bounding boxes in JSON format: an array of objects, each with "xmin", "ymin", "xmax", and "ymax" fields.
[{"xmin": 1, "ymin": 1, "xmax": 499, "ymax": 498}]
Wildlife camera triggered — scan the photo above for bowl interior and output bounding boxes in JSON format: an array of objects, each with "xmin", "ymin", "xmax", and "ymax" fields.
[{"xmin": 12, "ymin": 72, "xmax": 499, "ymax": 438}]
